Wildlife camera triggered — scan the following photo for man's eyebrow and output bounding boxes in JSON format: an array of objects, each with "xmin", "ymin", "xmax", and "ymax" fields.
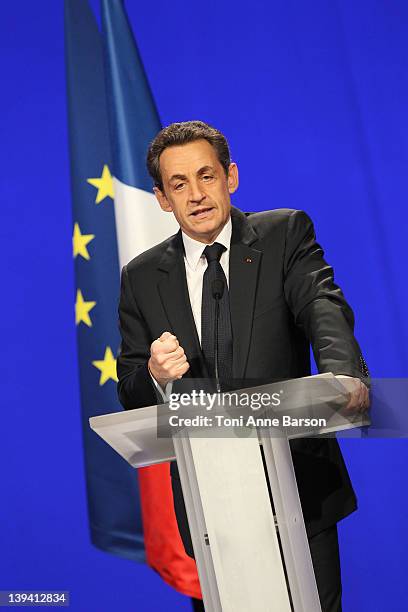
[
  {"xmin": 168, "ymin": 165, "xmax": 216, "ymax": 183},
  {"xmin": 197, "ymin": 165, "xmax": 216, "ymax": 175},
  {"xmin": 168, "ymin": 173, "xmax": 187, "ymax": 183}
]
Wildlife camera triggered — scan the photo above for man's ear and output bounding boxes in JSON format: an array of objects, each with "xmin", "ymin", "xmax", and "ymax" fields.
[
  {"xmin": 153, "ymin": 186, "xmax": 173, "ymax": 212},
  {"xmin": 227, "ymin": 163, "xmax": 239, "ymax": 194}
]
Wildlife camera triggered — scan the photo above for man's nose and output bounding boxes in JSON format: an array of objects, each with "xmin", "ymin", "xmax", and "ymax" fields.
[{"xmin": 188, "ymin": 180, "xmax": 206, "ymax": 203}]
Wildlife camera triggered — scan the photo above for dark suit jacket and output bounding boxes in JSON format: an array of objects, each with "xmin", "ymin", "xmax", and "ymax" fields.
[{"xmin": 117, "ymin": 206, "xmax": 368, "ymax": 556}]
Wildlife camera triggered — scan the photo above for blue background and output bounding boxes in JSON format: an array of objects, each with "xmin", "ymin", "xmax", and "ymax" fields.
[{"xmin": 1, "ymin": 0, "xmax": 407, "ymax": 610}]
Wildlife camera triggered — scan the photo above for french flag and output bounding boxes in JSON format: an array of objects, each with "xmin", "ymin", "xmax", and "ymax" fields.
[{"xmin": 102, "ymin": 0, "xmax": 200, "ymax": 599}]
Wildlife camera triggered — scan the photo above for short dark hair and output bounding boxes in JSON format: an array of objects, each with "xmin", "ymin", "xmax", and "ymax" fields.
[{"xmin": 146, "ymin": 120, "xmax": 231, "ymax": 191}]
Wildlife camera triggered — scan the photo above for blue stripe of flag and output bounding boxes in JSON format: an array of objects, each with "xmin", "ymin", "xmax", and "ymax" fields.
[{"xmin": 101, "ymin": 0, "xmax": 162, "ymax": 190}]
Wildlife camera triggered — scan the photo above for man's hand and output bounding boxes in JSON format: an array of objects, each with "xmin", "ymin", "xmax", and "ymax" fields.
[
  {"xmin": 148, "ymin": 331, "xmax": 190, "ymax": 389},
  {"xmin": 336, "ymin": 375, "xmax": 370, "ymax": 413}
]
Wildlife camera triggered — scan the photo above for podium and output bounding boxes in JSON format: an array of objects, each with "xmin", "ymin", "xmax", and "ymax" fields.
[{"xmin": 90, "ymin": 373, "xmax": 369, "ymax": 612}]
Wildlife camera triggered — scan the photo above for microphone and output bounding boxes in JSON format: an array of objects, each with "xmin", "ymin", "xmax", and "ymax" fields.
[{"xmin": 211, "ymin": 279, "xmax": 225, "ymax": 393}]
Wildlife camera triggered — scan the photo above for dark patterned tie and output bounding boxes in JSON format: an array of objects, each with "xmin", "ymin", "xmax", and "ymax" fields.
[{"xmin": 201, "ymin": 243, "xmax": 233, "ymax": 388}]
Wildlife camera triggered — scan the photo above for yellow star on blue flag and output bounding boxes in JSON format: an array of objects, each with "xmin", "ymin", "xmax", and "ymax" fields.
[
  {"xmin": 87, "ymin": 164, "xmax": 114, "ymax": 204},
  {"xmin": 73, "ymin": 223, "xmax": 95, "ymax": 260},
  {"xmin": 75, "ymin": 289, "xmax": 96, "ymax": 327},
  {"xmin": 92, "ymin": 346, "xmax": 118, "ymax": 385}
]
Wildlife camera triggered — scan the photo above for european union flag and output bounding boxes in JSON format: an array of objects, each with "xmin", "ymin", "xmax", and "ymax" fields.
[{"xmin": 65, "ymin": 0, "xmax": 144, "ymax": 561}]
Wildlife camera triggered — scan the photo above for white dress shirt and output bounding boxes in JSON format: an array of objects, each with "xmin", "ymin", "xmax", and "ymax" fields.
[{"xmin": 182, "ymin": 217, "xmax": 232, "ymax": 342}]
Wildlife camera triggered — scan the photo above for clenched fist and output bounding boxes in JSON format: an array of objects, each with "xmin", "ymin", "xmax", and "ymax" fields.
[{"xmin": 148, "ymin": 331, "xmax": 190, "ymax": 389}]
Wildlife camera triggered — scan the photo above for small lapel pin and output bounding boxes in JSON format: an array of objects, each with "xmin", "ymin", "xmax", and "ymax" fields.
[{"xmin": 244, "ymin": 257, "xmax": 252, "ymax": 263}]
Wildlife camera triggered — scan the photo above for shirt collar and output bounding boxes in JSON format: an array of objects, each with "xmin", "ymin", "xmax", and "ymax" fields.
[{"xmin": 182, "ymin": 216, "xmax": 232, "ymax": 271}]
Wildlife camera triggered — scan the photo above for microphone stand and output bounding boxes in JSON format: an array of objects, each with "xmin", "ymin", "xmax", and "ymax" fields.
[{"xmin": 212, "ymin": 279, "xmax": 225, "ymax": 394}]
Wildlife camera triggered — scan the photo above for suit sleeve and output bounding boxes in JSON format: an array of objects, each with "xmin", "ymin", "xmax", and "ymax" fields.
[
  {"xmin": 283, "ymin": 210, "xmax": 369, "ymax": 381},
  {"xmin": 116, "ymin": 265, "xmax": 163, "ymax": 410}
]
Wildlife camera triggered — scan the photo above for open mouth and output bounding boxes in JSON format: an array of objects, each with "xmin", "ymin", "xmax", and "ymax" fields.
[{"xmin": 190, "ymin": 207, "xmax": 214, "ymax": 218}]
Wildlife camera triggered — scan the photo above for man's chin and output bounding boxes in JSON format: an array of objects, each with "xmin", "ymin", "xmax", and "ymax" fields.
[
  {"xmin": 183, "ymin": 222, "xmax": 219, "ymax": 243},
  {"xmin": 194, "ymin": 220, "xmax": 219, "ymax": 235}
]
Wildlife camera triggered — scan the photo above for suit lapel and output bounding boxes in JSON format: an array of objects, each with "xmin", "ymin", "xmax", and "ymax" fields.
[
  {"xmin": 157, "ymin": 232, "xmax": 207, "ymax": 379},
  {"xmin": 157, "ymin": 208, "xmax": 262, "ymax": 382},
  {"xmin": 229, "ymin": 207, "xmax": 262, "ymax": 380}
]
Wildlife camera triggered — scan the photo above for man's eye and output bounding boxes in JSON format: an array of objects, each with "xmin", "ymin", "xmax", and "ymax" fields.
[
  {"xmin": 202, "ymin": 175, "xmax": 213, "ymax": 181},
  {"xmin": 174, "ymin": 183, "xmax": 184, "ymax": 190}
]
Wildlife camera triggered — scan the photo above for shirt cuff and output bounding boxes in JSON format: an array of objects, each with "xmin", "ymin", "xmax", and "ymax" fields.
[{"xmin": 148, "ymin": 368, "xmax": 173, "ymax": 402}]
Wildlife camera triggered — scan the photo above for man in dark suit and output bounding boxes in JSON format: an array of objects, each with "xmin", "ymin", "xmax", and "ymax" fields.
[{"xmin": 117, "ymin": 120, "xmax": 369, "ymax": 612}]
